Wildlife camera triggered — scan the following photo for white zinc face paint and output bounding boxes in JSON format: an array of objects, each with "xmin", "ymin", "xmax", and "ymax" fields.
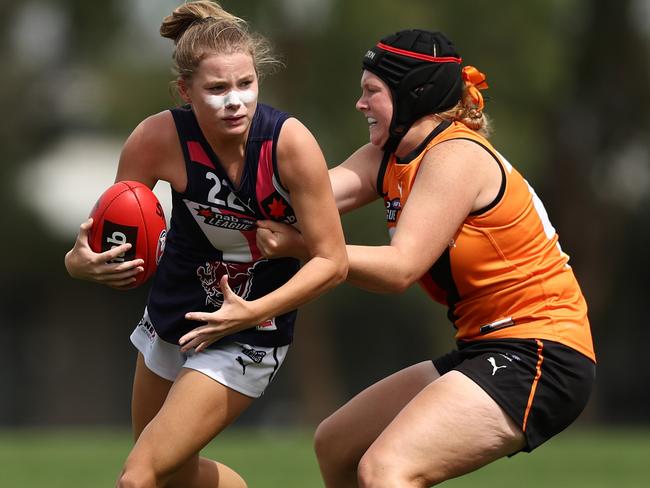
[{"xmin": 205, "ymin": 89, "xmax": 258, "ymax": 110}]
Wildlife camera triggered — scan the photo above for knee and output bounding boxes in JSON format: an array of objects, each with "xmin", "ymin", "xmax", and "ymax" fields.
[
  {"xmin": 314, "ymin": 415, "xmax": 349, "ymax": 468},
  {"xmin": 116, "ymin": 464, "xmax": 158, "ymax": 488},
  {"xmin": 313, "ymin": 417, "xmax": 332, "ymax": 461},
  {"xmin": 357, "ymin": 449, "xmax": 432, "ymax": 488},
  {"xmin": 357, "ymin": 451, "xmax": 386, "ymax": 488}
]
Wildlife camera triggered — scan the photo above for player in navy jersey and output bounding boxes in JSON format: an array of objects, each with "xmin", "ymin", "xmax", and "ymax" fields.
[{"xmin": 64, "ymin": 2, "xmax": 347, "ymax": 487}]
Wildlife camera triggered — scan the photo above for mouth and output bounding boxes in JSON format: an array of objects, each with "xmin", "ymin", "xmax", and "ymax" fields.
[
  {"xmin": 367, "ymin": 117, "xmax": 377, "ymax": 128},
  {"xmin": 223, "ymin": 115, "xmax": 246, "ymax": 124}
]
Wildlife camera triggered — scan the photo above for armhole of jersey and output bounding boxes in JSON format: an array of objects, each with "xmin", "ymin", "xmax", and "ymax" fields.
[
  {"xmin": 375, "ymin": 150, "xmax": 392, "ymax": 197},
  {"xmin": 170, "ymin": 107, "xmax": 192, "ymax": 195},
  {"xmin": 449, "ymin": 137, "xmax": 506, "ymax": 216},
  {"xmin": 271, "ymin": 114, "xmax": 291, "ymax": 194}
]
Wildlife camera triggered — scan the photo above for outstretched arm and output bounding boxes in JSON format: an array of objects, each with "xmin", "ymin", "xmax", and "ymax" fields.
[
  {"xmin": 329, "ymin": 143, "xmax": 384, "ymax": 214},
  {"xmin": 257, "ymin": 139, "xmax": 500, "ymax": 295},
  {"xmin": 344, "ymin": 140, "xmax": 499, "ymax": 293}
]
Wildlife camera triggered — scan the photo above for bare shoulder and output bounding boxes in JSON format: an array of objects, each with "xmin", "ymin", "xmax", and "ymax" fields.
[
  {"xmin": 276, "ymin": 117, "xmax": 319, "ymax": 156},
  {"xmin": 126, "ymin": 111, "xmax": 178, "ymax": 154},
  {"xmin": 276, "ymin": 117, "xmax": 324, "ymax": 173},
  {"xmin": 419, "ymin": 138, "xmax": 498, "ymax": 180},
  {"xmin": 418, "ymin": 137, "xmax": 502, "ymax": 211},
  {"xmin": 425, "ymin": 137, "xmax": 492, "ymax": 163},
  {"xmin": 117, "ymin": 110, "xmax": 184, "ymax": 188}
]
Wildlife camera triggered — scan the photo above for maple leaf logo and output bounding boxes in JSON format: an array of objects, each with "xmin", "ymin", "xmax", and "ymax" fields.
[
  {"xmin": 267, "ymin": 198, "xmax": 287, "ymax": 218},
  {"xmin": 196, "ymin": 205, "xmax": 215, "ymax": 219}
]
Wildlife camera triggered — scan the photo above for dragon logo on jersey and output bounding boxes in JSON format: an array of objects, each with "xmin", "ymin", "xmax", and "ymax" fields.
[{"xmin": 197, "ymin": 261, "xmax": 258, "ymax": 308}]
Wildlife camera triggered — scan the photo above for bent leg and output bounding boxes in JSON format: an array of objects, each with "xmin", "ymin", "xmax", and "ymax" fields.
[
  {"xmin": 119, "ymin": 359, "xmax": 253, "ymax": 488},
  {"xmin": 315, "ymin": 361, "xmax": 440, "ymax": 488},
  {"xmin": 357, "ymin": 370, "xmax": 526, "ymax": 487},
  {"xmin": 131, "ymin": 352, "xmax": 173, "ymax": 439}
]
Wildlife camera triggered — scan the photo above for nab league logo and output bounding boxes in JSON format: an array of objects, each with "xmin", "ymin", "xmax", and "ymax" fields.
[
  {"xmin": 197, "ymin": 261, "xmax": 259, "ymax": 308},
  {"xmin": 261, "ymin": 194, "xmax": 296, "ymax": 225},
  {"xmin": 385, "ymin": 198, "xmax": 401, "ymax": 223}
]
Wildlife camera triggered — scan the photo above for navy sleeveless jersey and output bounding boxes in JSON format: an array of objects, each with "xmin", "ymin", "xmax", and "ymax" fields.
[{"xmin": 146, "ymin": 103, "xmax": 300, "ymax": 348}]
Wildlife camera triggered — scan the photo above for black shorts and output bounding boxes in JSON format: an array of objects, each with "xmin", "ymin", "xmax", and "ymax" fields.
[{"xmin": 433, "ymin": 338, "xmax": 596, "ymax": 452}]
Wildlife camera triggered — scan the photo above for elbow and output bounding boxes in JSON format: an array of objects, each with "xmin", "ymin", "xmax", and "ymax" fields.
[
  {"xmin": 386, "ymin": 270, "xmax": 419, "ymax": 294},
  {"xmin": 331, "ymin": 258, "xmax": 349, "ymax": 287},
  {"xmin": 386, "ymin": 280, "xmax": 410, "ymax": 295}
]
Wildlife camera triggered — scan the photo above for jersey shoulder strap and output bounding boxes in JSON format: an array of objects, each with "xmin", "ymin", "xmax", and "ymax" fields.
[
  {"xmin": 169, "ymin": 105, "xmax": 218, "ymax": 171},
  {"xmin": 250, "ymin": 105, "xmax": 296, "ymax": 224}
]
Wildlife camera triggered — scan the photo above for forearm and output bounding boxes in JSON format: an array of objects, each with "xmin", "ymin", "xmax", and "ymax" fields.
[
  {"xmin": 345, "ymin": 244, "xmax": 418, "ymax": 294},
  {"xmin": 251, "ymin": 256, "xmax": 347, "ymax": 322}
]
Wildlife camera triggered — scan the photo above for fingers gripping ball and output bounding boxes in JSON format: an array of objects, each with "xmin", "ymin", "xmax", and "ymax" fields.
[{"xmin": 89, "ymin": 181, "xmax": 167, "ymax": 288}]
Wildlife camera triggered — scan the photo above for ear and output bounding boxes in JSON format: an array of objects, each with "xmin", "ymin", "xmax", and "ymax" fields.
[{"xmin": 177, "ymin": 78, "xmax": 192, "ymax": 103}]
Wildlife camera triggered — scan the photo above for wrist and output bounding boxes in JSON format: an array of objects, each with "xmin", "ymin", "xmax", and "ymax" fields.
[{"xmin": 247, "ymin": 298, "xmax": 270, "ymax": 326}]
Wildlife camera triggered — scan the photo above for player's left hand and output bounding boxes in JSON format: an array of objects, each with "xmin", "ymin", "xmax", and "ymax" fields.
[
  {"xmin": 180, "ymin": 275, "xmax": 259, "ymax": 353},
  {"xmin": 256, "ymin": 219, "xmax": 307, "ymax": 260}
]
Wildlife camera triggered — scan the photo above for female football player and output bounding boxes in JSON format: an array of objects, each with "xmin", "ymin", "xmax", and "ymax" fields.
[
  {"xmin": 256, "ymin": 29, "xmax": 596, "ymax": 487},
  {"xmin": 64, "ymin": 1, "xmax": 347, "ymax": 487}
]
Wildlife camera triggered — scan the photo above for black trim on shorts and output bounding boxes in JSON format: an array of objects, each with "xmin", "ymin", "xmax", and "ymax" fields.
[
  {"xmin": 268, "ymin": 346, "xmax": 280, "ymax": 386},
  {"xmin": 432, "ymin": 338, "xmax": 596, "ymax": 452}
]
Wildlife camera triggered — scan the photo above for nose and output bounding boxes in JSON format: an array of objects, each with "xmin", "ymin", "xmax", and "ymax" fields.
[
  {"xmin": 355, "ymin": 94, "xmax": 367, "ymax": 113},
  {"xmin": 223, "ymin": 91, "xmax": 242, "ymax": 109}
]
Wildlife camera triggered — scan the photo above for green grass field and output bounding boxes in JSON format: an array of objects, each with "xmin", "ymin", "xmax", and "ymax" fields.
[{"xmin": 0, "ymin": 427, "xmax": 648, "ymax": 487}]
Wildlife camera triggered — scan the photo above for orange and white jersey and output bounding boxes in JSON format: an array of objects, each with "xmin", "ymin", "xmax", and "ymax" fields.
[{"xmin": 379, "ymin": 120, "xmax": 595, "ymax": 361}]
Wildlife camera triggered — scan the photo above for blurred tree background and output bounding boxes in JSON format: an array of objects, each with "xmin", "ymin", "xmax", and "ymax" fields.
[{"xmin": 0, "ymin": 0, "xmax": 648, "ymax": 432}]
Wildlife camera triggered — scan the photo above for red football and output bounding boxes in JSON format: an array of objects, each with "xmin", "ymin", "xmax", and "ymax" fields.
[{"xmin": 88, "ymin": 180, "xmax": 167, "ymax": 288}]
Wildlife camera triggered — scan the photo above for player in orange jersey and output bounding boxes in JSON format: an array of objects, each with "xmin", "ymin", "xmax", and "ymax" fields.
[{"xmin": 256, "ymin": 29, "xmax": 596, "ymax": 487}]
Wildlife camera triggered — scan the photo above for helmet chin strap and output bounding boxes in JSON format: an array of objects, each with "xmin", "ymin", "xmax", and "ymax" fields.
[{"xmin": 383, "ymin": 130, "xmax": 404, "ymax": 154}]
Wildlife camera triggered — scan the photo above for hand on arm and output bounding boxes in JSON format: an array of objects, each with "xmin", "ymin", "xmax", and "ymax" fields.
[
  {"xmin": 251, "ymin": 118, "xmax": 349, "ymax": 313},
  {"xmin": 256, "ymin": 219, "xmax": 308, "ymax": 261},
  {"xmin": 255, "ymin": 142, "xmax": 384, "ymax": 259}
]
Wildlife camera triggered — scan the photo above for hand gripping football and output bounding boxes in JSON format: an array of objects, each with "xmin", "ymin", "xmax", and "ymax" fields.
[{"xmin": 88, "ymin": 181, "xmax": 167, "ymax": 288}]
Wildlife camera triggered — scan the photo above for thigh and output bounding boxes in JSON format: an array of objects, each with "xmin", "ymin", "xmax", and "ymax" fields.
[
  {"xmin": 317, "ymin": 361, "xmax": 440, "ymax": 466},
  {"xmin": 131, "ymin": 352, "xmax": 174, "ymax": 439},
  {"xmin": 126, "ymin": 367, "xmax": 254, "ymax": 482},
  {"xmin": 362, "ymin": 370, "xmax": 525, "ymax": 485}
]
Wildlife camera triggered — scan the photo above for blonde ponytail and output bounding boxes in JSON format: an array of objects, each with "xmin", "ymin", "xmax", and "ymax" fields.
[
  {"xmin": 160, "ymin": 1, "xmax": 244, "ymax": 44},
  {"xmin": 160, "ymin": 1, "xmax": 281, "ymax": 82}
]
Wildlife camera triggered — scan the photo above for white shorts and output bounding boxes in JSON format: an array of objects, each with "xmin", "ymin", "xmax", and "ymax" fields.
[{"xmin": 130, "ymin": 309, "xmax": 289, "ymax": 398}]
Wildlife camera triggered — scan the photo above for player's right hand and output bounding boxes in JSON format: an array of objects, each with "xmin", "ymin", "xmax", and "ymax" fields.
[{"xmin": 64, "ymin": 218, "xmax": 144, "ymax": 289}]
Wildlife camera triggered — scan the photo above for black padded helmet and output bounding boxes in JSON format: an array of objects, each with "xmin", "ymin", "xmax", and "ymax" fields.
[{"xmin": 362, "ymin": 29, "xmax": 463, "ymax": 151}]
